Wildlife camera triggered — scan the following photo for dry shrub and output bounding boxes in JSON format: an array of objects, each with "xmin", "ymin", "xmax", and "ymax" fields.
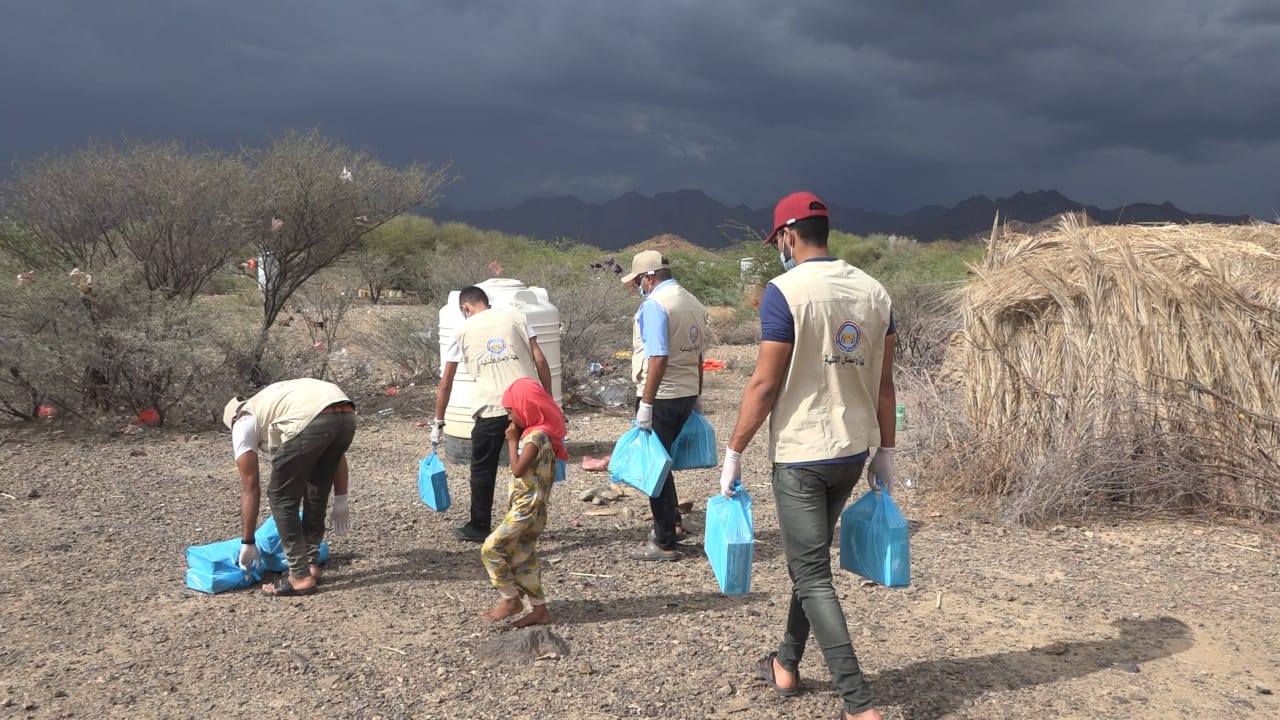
[
  {"xmin": 949, "ymin": 215, "xmax": 1280, "ymax": 523},
  {"xmin": 545, "ymin": 272, "xmax": 636, "ymax": 387},
  {"xmin": 293, "ymin": 276, "xmax": 359, "ymax": 382},
  {"xmin": 0, "ymin": 264, "xmax": 233, "ymax": 425},
  {"xmin": 357, "ymin": 314, "xmax": 440, "ymax": 386},
  {"xmin": 891, "ymin": 280, "xmax": 963, "ymax": 369}
]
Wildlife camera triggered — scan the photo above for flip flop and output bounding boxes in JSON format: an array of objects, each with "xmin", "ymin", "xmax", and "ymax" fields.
[
  {"xmin": 756, "ymin": 652, "xmax": 801, "ymax": 697},
  {"xmin": 649, "ymin": 527, "xmax": 697, "ymax": 545},
  {"xmin": 263, "ymin": 577, "xmax": 316, "ymax": 597},
  {"xmin": 629, "ymin": 540, "xmax": 682, "ymax": 562}
]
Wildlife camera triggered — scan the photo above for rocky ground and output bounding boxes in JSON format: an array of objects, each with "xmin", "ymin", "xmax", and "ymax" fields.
[{"xmin": 1, "ymin": 342, "xmax": 1278, "ymax": 720}]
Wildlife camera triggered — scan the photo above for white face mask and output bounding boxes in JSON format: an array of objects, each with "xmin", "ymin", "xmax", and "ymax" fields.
[{"xmin": 778, "ymin": 230, "xmax": 797, "ymax": 271}]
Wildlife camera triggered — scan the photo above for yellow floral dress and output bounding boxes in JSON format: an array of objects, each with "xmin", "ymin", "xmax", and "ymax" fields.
[{"xmin": 480, "ymin": 429, "xmax": 555, "ymax": 602}]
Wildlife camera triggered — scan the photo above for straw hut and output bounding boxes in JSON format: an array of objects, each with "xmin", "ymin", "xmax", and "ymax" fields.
[{"xmin": 953, "ymin": 214, "xmax": 1280, "ymax": 521}]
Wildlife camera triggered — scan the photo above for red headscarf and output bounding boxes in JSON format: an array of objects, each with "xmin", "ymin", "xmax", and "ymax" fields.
[{"xmin": 501, "ymin": 377, "xmax": 569, "ymax": 461}]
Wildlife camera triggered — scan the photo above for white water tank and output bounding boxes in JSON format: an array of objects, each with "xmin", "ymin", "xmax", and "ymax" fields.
[{"xmin": 438, "ymin": 278, "xmax": 562, "ymax": 446}]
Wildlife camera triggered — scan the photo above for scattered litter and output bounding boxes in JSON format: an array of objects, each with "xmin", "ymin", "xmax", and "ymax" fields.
[
  {"xmin": 581, "ymin": 456, "xmax": 611, "ymax": 472},
  {"xmin": 37, "ymin": 405, "xmax": 57, "ymax": 418},
  {"xmin": 575, "ymin": 376, "xmax": 632, "ymax": 408},
  {"xmin": 702, "ymin": 359, "xmax": 727, "ymax": 371},
  {"xmin": 134, "ymin": 409, "xmax": 161, "ymax": 426},
  {"xmin": 612, "ymin": 350, "xmax": 632, "ymax": 360},
  {"xmin": 384, "ymin": 386, "xmax": 399, "ymax": 396}
]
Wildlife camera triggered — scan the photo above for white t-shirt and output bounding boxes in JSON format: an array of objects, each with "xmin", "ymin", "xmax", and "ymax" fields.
[
  {"xmin": 231, "ymin": 412, "xmax": 260, "ymax": 459},
  {"xmin": 442, "ymin": 317, "xmax": 536, "ymax": 364}
]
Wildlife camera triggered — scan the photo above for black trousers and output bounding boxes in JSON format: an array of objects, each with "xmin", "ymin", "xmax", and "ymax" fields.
[
  {"xmin": 641, "ymin": 395, "xmax": 696, "ymax": 550},
  {"xmin": 268, "ymin": 412, "xmax": 356, "ymax": 578},
  {"xmin": 468, "ymin": 415, "xmax": 510, "ymax": 533}
]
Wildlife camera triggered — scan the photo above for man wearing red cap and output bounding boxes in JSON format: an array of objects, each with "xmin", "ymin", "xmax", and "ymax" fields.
[{"xmin": 719, "ymin": 192, "xmax": 896, "ymax": 719}]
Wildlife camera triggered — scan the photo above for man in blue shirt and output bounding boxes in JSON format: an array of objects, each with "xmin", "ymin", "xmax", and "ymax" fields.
[{"xmin": 621, "ymin": 251, "xmax": 708, "ymax": 561}]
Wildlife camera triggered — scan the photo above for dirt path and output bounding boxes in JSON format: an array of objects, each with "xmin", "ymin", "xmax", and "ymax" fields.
[{"xmin": 1, "ymin": 355, "xmax": 1277, "ymax": 719}]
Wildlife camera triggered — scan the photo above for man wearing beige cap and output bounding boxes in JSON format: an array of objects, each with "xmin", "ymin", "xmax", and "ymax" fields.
[
  {"xmin": 620, "ymin": 250, "xmax": 708, "ymax": 561},
  {"xmin": 223, "ymin": 378, "xmax": 356, "ymax": 596}
]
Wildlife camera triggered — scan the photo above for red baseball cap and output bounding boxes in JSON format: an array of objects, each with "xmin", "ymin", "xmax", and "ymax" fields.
[{"xmin": 764, "ymin": 191, "xmax": 829, "ymax": 244}]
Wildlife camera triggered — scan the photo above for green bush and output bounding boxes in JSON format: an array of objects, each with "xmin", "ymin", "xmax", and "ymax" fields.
[{"xmin": 665, "ymin": 252, "xmax": 743, "ymax": 307}]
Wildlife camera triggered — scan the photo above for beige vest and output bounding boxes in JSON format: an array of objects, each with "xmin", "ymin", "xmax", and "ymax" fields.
[
  {"xmin": 245, "ymin": 378, "xmax": 350, "ymax": 452},
  {"xmin": 631, "ymin": 281, "xmax": 708, "ymax": 399},
  {"xmin": 457, "ymin": 309, "xmax": 539, "ymax": 419},
  {"xmin": 767, "ymin": 260, "xmax": 892, "ymax": 463}
]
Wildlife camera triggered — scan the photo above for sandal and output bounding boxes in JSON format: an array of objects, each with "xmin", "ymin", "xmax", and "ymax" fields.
[
  {"xmin": 649, "ymin": 526, "xmax": 696, "ymax": 545},
  {"xmin": 755, "ymin": 652, "xmax": 801, "ymax": 697},
  {"xmin": 262, "ymin": 577, "xmax": 316, "ymax": 597},
  {"xmin": 629, "ymin": 540, "xmax": 682, "ymax": 562}
]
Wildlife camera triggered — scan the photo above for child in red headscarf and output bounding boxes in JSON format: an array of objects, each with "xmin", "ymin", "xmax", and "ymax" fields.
[{"xmin": 480, "ymin": 377, "xmax": 569, "ymax": 626}]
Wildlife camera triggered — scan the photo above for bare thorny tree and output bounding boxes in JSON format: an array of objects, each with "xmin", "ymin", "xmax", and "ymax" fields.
[
  {"xmin": 238, "ymin": 130, "xmax": 451, "ymax": 382},
  {"xmin": 0, "ymin": 132, "xmax": 451, "ymax": 421}
]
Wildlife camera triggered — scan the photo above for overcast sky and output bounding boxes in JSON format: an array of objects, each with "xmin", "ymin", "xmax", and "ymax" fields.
[{"xmin": 2, "ymin": 1, "xmax": 1278, "ymax": 217}]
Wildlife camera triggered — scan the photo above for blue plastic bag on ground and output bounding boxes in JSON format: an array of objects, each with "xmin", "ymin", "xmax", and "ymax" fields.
[
  {"xmin": 704, "ymin": 484, "xmax": 754, "ymax": 595},
  {"xmin": 839, "ymin": 489, "xmax": 910, "ymax": 588},
  {"xmin": 185, "ymin": 538, "xmax": 262, "ymax": 594},
  {"xmin": 185, "ymin": 516, "xmax": 333, "ymax": 593},
  {"xmin": 671, "ymin": 412, "xmax": 717, "ymax": 470},
  {"xmin": 418, "ymin": 443, "xmax": 451, "ymax": 511},
  {"xmin": 252, "ymin": 516, "xmax": 332, "ymax": 574},
  {"xmin": 608, "ymin": 426, "xmax": 673, "ymax": 498},
  {"xmin": 554, "ymin": 458, "xmax": 567, "ymax": 483}
]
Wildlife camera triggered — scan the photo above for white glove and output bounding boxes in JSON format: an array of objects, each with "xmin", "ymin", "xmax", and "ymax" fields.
[
  {"xmin": 635, "ymin": 401, "xmax": 654, "ymax": 431},
  {"xmin": 238, "ymin": 542, "xmax": 260, "ymax": 571},
  {"xmin": 719, "ymin": 448, "xmax": 742, "ymax": 498},
  {"xmin": 429, "ymin": 420, "xmax": 443, "ymax": 445},
  {"xmin": 329, "ymin": 494, "xmax": 351, "ymax": 535},
  {"xmin": 868, "ymin": 447, "xmax": 896, "ymax": 494},
  {"xmin": 693, "ymin": 396, "xmax": 704, "ymax": 414}
]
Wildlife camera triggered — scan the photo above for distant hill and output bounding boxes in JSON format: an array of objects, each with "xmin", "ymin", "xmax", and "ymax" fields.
[{"xmin": 432, "ymin": 188, "xmax": 1254, "ymax": 249}]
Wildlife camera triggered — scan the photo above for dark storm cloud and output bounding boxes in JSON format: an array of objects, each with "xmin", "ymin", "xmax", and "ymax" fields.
[{"xmin": 1, "ymin": 0, "xmax": 1277, "ymax": 216}]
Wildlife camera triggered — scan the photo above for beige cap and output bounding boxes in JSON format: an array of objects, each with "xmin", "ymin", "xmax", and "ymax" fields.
[
  {"xmin": 619, "ymin": 250, "xmax": 670, "ymax": 284},
  {"xmin": 223, "ymin": 397, "xmax": 248, "ymax": 429}
]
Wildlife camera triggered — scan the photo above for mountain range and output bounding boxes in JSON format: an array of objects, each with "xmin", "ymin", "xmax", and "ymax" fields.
[{"xmin": 432, "ymin": 189, "xmax": 1255, "ymax": 249}]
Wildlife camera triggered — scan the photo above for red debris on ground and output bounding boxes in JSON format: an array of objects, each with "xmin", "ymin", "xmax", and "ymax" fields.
[{"xmin": 581, "ymin": 456, "xmax": 611, "ymax": 472}]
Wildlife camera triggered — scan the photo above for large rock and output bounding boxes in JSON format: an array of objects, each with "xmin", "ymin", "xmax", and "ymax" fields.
[{"xmin": 476, "ymin": 626, "xmax": 570, "ymax": 664}]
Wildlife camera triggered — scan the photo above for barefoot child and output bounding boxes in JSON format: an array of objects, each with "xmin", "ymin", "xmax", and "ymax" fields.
[{"xmin": 480, "ymin": 377, "xmax": 567, "ymax": 626}]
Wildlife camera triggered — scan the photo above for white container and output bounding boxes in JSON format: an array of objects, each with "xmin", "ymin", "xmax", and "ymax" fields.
[
  {"xmin": 438, "ymin": 278, "xmax": 562, "ymax": 442},
  {"xmin": 256, "ymin": 253, "xmax": 281, "ymax": 294}
]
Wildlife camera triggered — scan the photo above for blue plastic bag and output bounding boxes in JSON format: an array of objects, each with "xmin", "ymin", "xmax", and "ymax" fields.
[
  {"xmin": 839, "ymin": 489, "xmax": 910, "ymax": 588},
  {"xmin": 185, "ymin": 538, "xmax": 262, "ymax": 594},
  {"xmin": 418, "ymin": 443, "xmax": 451, "ymax": 511},
  {"xmin": 671, "ymin": 412, "xmax": 717, "ymax": 470},
  {"xmin": 704, "ymin": 483, "xmax": 754, "ymax": 595},
  {"xmin": 185, "ymin": 516, "xmax": 333, "ymax": 593},
  {"xmin": 251, "ymin": 516, "xmax": 332, "ymax": 575},
  {"xmin": 554, "ymin": 458, "xmax": 567, "ymax": 483},
  {"xmin": 608, "ymin": 426, "xmax": 673, "ymax": 498}
]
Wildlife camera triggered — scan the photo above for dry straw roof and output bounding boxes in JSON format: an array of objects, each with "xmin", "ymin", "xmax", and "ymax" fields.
[{"xmin": 954, "ymin": 214, "xmax": 1280, "ymax": 521}]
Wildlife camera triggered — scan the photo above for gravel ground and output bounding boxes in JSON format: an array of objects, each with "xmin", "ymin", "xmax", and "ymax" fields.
[{"xmin": 1, "ymin": 343, "xmax": 1277, "ymax": 720}]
